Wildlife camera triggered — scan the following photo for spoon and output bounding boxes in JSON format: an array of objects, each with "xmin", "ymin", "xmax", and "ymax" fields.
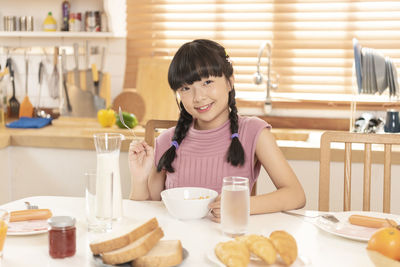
[{"xmin": 118, "ymin": 106, "xmax": 137, "ymax": 139}]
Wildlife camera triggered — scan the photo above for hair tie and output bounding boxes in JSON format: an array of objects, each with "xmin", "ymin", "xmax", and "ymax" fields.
[
  {"xmin": 231, "ymin": 133, "xmax": 239, "ymax": 139},
  {"xmin": 171, "ymin": 140, "xmax": 179, "ymax": 149}
]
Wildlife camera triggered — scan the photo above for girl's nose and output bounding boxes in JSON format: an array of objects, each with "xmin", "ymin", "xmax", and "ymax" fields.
[{"xmin": 192, "ymin": 86, "xmax": 206, "ymax": 102}]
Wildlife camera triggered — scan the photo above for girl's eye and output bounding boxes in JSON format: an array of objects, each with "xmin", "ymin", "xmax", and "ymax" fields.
[
  {"xmin": 179, "ymin": 86, "xmax": 190, "ymax": 92},
  {"xmin": 204, "ymin": 80, "xmax": 213, "ymax": 86}
]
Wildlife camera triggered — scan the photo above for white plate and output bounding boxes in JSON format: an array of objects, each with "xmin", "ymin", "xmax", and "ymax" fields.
[
  {"xmin": 206, "ymin": 241, "xmax": 309, "ymax": 267},
  {"xmin": 7, "ymin": 220, "xmax": 49, "ymax": 236},
  {"xmin": 314, "ymin": 211, "xmax": 400, "ymax": 242}
]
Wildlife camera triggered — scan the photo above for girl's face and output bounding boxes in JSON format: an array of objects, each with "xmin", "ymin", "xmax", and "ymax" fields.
[{"xmin": 177, "ymin": 75, "xmax": 233, "ymax": 130}]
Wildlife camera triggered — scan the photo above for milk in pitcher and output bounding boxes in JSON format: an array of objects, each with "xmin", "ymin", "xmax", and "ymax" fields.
[{"xmin": 95, "ymin": 151, "xmax": 123, "ymax": 220}]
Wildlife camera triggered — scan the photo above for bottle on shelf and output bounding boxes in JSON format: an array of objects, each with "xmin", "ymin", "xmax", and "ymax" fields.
[
  {"xmin": 43, "ymin": 12, "xmax": 57, "ymax": 32},
  {"xmin": 61, "ymin": 0, "xmax": 70, "ymax": 31}
]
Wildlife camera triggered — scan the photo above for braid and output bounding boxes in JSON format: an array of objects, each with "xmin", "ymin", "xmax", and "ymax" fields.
[
  {"xmin": 157, "ymin": 102, "xmax": 193, "ymax": 172},
  {"xmin": 227, "ymin": 88, "xmax": 245, "ymax": 166}
]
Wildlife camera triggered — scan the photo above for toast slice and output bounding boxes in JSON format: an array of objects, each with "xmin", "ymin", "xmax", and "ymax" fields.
[
  {"xmin": 90, "ymin": 217, "xmax": 158, "ymax": 255},
  {"xmin": 132, "ymin": 240, "xmax": 183, "ymax": 267},
  {"xmin": 102, "ymin": 227, "xmax": 164, "ymax": 265}
]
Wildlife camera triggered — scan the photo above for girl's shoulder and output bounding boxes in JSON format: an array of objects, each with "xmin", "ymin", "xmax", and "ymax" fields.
[{"xmin": 239, "ymin": 116, "xmax": 271, "ymax": 131}]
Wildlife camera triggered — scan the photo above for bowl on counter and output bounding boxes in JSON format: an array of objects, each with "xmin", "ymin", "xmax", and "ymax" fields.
[{"xmin": 161, "ymin": 187, "xmax": 218, "ymax": 220}]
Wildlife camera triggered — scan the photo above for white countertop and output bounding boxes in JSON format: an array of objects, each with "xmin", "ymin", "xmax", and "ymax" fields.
[{"xmin": 0, "ymin": 196, "xmax": 376, "ymax": 267}]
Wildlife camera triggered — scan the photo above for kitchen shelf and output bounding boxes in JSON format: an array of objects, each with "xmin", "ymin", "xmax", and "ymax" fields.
[{"xmin": 0, "ymin": 31, "xmax": 125, "ymax": 38}]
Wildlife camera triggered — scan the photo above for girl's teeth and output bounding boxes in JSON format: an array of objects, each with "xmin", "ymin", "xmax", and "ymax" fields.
[{"xmin": 199, "ymin": 105, "xmax": 209, "ymax": 110}]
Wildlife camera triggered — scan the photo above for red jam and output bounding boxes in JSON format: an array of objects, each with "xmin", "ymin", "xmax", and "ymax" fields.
[{"xmin": 48, "ymin": 216, "xmax": 76, "ymax": 258}]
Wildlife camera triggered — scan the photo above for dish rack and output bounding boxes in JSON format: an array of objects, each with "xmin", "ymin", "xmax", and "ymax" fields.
[{"xmin": 350, "ymin": 38, "xmax": 399, "ymax": 132}]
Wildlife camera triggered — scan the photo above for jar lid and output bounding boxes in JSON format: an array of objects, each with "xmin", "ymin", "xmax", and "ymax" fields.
[{"xmin": 48, "ymin": 216, "xmax": 76, "ymax": 228}]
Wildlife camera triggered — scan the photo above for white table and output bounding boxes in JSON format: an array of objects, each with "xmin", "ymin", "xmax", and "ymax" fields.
[{"xmin": 0, "ymin": 196, "xmax": 375, "ymax": 267}]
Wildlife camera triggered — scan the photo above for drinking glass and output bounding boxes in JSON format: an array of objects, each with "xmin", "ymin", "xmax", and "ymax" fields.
[
  {"xmin": 85, "ymin": 170, "xmax": 113, "ymax": 232},
  {"xmin": 93, "ymin": 133, "xmax": 124, "ymax": 220},
  {"xmin": 0, "ymin": 209, "xmax": 9, "ymax": 259},
  {"xmin": 220, "ymin": 176, "xmax": 250, "ymax": 237}
]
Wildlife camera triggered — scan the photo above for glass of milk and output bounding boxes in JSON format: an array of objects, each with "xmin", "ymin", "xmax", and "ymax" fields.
[
  {"xmin": 221, "ymin": 176, "xmax": 250, "ymax": 237},
  {"xmin": 93, "ymin": 133, "xmax": 124, "ymax": 221},
  {"xmin": 85, "ymin": 170, "xmax": 113, "ymax": 232}
]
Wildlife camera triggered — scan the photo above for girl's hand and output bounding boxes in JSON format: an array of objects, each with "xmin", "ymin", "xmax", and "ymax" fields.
[
  {"xmin": 208, "ymin": 195, "xmax": 221, "ymax": 223},
  {"xmin": 128, "ymin": 140, "xmax": 154, "ymax": 182}
]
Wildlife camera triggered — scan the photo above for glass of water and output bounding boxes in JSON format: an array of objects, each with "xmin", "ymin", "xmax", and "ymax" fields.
[
  {"xmin": 85, "ymin": 170, "xmax": 113, "ymax": 232},
  {"xmin": 221, "ymin": 176, "xmax": 250, "ymax": 237}
]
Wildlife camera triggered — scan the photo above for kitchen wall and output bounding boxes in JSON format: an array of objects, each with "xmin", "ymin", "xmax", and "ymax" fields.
[{"xmin": 0, "ymin": 0, "xmax": 126, "ymax": 110}]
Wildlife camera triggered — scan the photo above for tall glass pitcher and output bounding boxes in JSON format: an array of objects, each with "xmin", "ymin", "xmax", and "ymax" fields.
[{"xmin": 93, "ymin": 133, "xmax": 124, "ymax": 220}]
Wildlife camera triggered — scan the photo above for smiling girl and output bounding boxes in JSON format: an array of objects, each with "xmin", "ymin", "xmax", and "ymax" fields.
[{"xmin": 129, "ymin": 39, "xmax": 306, "ymax": 221}]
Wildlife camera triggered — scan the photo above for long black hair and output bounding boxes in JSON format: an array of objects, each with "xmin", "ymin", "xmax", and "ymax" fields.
[{"xmin": 157, "ymin": 39, "xmax": 245, "ymax": 172}]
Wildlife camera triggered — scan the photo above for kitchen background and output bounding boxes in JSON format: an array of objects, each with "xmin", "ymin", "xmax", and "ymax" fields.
[{"xmin": 1, "ymin": 1, "xmax": 400, "ymax": 214}]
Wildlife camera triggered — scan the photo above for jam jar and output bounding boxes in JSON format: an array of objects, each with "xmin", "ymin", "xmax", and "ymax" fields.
[{"xmin": 48, "ymin": 216, "xmax": 76, "ymax": 258}]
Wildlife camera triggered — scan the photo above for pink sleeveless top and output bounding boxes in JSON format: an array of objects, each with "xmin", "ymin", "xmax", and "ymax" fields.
[{"xmin": 154, "ymin": 116, "xmax": 270, "ymax": 193}]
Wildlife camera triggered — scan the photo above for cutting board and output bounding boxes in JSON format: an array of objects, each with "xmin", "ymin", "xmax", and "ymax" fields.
[
  {"xmin": 135, "ymin": 57, "xmax": 179, "ymax": 123},
  {"xmin": 112, "ymin": 89, "xmax": 146, "ymax": 122}
]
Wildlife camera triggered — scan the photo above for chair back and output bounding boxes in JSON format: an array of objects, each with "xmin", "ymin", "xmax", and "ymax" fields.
[
  {"xmin": 319, "ymin": 131, "xmax": 400, "ymax": 212},
  {"xmin": 144, "ymin": 119, "xmax": 177, "ymax": 147}
]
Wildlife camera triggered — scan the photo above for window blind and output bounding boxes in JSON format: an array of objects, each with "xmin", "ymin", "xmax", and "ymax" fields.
[{"xmin": 125, "ymin": 0, "xmax": 400, "ymax": 97}]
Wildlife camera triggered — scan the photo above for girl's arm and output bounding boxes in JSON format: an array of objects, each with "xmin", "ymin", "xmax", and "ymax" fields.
[
  {"xmin": 147, "ymin": 167, "xmax": 167, "ymax": 201},
  {"xmin": 128, "ymin": 141, "xmax": 166, "ymax": 200},
  {"xmin": 251, "ymin": 128, "xmax": 306, "ymax": 214}
]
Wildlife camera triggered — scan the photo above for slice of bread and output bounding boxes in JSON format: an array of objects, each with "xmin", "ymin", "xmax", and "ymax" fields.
[
  {"xmin": 102, "ymin": 227, "xmax": 164, "ymax": 265},
  {"xmin": 131, "ymin": 240, "xmax": 183, "ymax": 267},
  {"xmin": 90, "ymin": 217, "xmax": 158, "ymax": 255}
]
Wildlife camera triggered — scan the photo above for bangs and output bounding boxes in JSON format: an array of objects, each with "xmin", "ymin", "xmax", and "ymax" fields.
[{"xmin": 168, "ymin": 41, "xmax": 228, "ymax": 90}]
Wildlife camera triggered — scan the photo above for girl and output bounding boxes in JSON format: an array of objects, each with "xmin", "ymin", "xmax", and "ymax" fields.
[{"xmin": 129, "ymin": 39, "xmax": 306, "ymax": 221}]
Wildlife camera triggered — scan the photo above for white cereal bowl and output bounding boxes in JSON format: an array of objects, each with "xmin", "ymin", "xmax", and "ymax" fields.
[{"xmin": 161, "ymin": 187, "xmax": 218, "ymax": 220}]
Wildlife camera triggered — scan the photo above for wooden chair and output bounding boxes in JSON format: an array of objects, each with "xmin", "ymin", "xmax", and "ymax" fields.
[
  {"xmin": 144, "ymin": 119, "xmax": 177, "ymax": 147},
  {"xmin": 144, "ymin": 119, "xmax": 258, "ymax": 196},
  {"xmin": 318, "ymin": 131, "xmax": 400, "ymax": 212}
]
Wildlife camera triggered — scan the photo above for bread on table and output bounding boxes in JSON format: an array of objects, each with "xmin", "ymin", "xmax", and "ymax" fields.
[
  {"xmin": 90, "ymin": 217, "xmax": 159, "ymax": 255},
  {"xmin": 236, "ymin": 234, "xmax": 277, "ymax": 265},
  {"xmin": 269, "ymin": 230, "xmax": 298, "ymax": 266},
  {"xmin": 131, "ymin": 240, "xmax": 183, "ymax": 267},
  {"xmin": 102, "ymin": 227, "xmax": 164, "ymax": 265},
  {"xmin": 215, "ymin": 240, "xmax": 250, "ymax": 267}
]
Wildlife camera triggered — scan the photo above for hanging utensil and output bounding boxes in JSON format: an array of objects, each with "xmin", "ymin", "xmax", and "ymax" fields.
[
  {"xmin": 85, "ymin": 40, "xmax": 93, "ymax": 91},
  {"xmin": 36, "ymin": 60, "xmax": 45, "ymax": 117},
  {"xmin": 6, "ymin": 57, "xmax": 19, "ymax": 117},
  {"xmin": 19, "ymin": 51, "xmax": 34, "ymax": 117},
  {"xmin": 92, "ymin": 63, "xmax": 105, "ymax": 111},
  {"xmin": 49, "ymin": 47, "xmax": 60, "ymax": 99},
  {"xmin": 68, "ymin": 43, "xmax": 97, "ymax": 117},
  {"xmin": 61, "ymin": 49, "xmax": 72, "ymax": 112}
]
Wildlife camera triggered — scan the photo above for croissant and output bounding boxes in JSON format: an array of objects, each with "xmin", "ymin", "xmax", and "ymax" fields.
[
  {"xmin": 236, "ymin": 234, "xmax": 277, "ymax": 265},
  {"xmin": 269, "ymin": 230, "xmax": 298, "ymax": 266},
  {"xmin": 215, "ymin": 240, "xmax": 250, "ymax": 267}
]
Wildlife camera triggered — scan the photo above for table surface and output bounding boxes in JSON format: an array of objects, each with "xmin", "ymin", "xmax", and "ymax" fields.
[{"xmin": 0, "ymin": 196, "xmax": 377, "ymax": 267}]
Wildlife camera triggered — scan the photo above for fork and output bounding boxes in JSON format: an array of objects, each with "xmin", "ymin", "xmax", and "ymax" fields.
[
  {"xmin": 118, "ymin": 106, "xmax": 137, "ymax": 139},
  {"xmin": 24, "ymin": 201, "xmax": 39, "ymax": 209},
  {"xmin": 283, "ymin": 210, "xmax": 340, "ymax": 223}
]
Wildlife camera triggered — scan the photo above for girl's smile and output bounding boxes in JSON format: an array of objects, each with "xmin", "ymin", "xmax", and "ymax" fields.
[{"xmin": 194, "ymin": 102, "xmax": 214, "ymax": 113}]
